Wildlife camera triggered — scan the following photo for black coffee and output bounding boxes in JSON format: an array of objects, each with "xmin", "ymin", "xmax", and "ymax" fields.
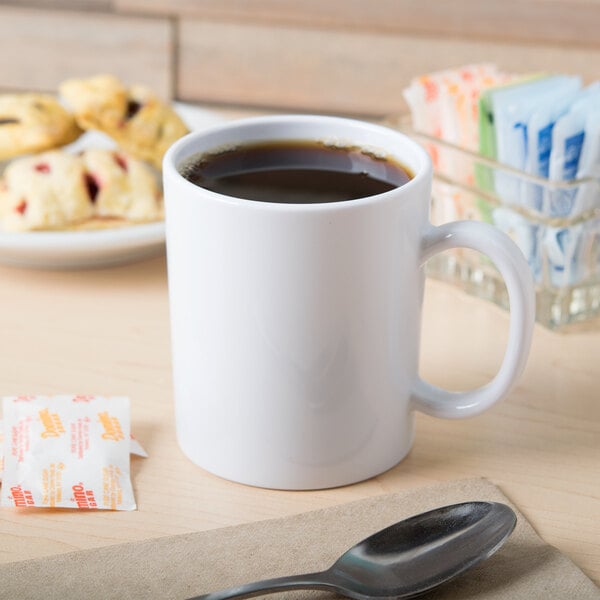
[{"xmin": 178, "ymin": 140, "xmax": 413, "ymax": 204}]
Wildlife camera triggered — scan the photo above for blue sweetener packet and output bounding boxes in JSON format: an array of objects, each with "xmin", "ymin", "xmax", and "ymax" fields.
[
  {"xmin": 573, "ymin": 88, "xmax": 600, "ymax": 216},
  {"xmin": 491, "ymin": 206, "xmax": 541, "ymax": 280},
  {"xmin": 476, "ymin": 74, "xmax": 544, "ymax": 194},
  {"xmin": 542, "ymin": 90, "xmax": 600, "ymax": 287},
  {"xmin": 523, "ymin": 80, "xmax": 581, "ymax": 211},
  {"xmin": 548, "ymin": 83, "xmax": 600, "ymax": 218},
  {"xmin": 542, "ymin": 219, "xmax": 600, "ymax": 288},
  {"xmin": 491, "ymin": 75, "xmax": 581, "ymax": 211}
]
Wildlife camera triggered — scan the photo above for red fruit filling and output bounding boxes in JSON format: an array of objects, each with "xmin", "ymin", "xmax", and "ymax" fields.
[
  {"xmin": 34, "ymin": 162, "xmax": 50, "ymax": 173},
  {"xmin": 15, "ymin": 199, "xmax": 27, "ymax": 214},
  {"xmin": 84, "ymin": 173, "xmax": 100, "ymax": 202},
  {"xmin": 125, "ymin": 100, "xmax": 142, "ymax": 120},
  {"xmin": 114, "ymin": 153, "xmax": 128, "ymax": 171}
]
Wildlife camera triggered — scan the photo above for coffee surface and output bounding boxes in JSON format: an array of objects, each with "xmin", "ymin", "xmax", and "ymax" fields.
[{"xmin": 178, "ymin": 140, "xmax": 413, "ymax": 204}]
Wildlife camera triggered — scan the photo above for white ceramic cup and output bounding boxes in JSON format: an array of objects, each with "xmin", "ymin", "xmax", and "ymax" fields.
[{"xmin": 163, "ymin": 115, "xmax": 535, "ymax": 490}]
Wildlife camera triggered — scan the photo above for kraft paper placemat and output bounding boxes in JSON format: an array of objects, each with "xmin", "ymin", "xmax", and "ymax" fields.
[{"xmin": 1, "ymin": 478, "xmax": 598, "ymax": 599}]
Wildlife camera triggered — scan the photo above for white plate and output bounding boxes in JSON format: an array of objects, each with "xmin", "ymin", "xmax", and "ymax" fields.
[{"xmin": 0, "ymin": 103, "xmax": 227, "ymax": 270}]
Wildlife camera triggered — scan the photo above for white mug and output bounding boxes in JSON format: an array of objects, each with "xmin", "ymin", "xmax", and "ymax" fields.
[{"xmin": 163, "ymin": 115, "xmax": 535, "ymax": 490}]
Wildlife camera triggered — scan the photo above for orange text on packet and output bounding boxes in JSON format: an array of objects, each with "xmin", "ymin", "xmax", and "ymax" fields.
[
  {"xmin": 98, "ymin": 412, "xmax": 124, "ymax": 441},
  {"xmin": 39, "ymin": 408, "xmax": 65, "ymax": 438},
  {"xmin": 71, "ymin": 484, "xmax": 98, "ymax": 509},
  {"xmin": 10, "ymin": 485, "xmax": 35, "ymax": 507}
]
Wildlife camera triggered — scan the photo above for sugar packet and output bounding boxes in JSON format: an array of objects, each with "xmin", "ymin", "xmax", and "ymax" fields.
[
  {"xmin": 492, "ymin": 206, "xmax": 541, "ymax": 280},
  {"xmin": 476, "ymin": 74, "xmax": 546, "ymax": 194},
  {"xmin": 548, "ymin": 84, "xmax": 600, "ymax": 218},
  {"xmin": 403, "ymin": 63, "xmax": 508, "ymax": 175},
  {"xmin": 1, "ymin": 395, "xmax": 137, "ymax": 510},
  {"xmin": 523, "ymin": 80, "xmax": 582, "ymax": 211},
  {"xmin": 0, "ymin": 420, "xmax": 148, "ymax": 481},
  {"xmin": 491, "ymin": 75, "xmax": 581, "ymax": 209}
]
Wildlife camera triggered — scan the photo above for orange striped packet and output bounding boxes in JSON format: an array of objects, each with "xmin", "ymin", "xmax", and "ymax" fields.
[{"xmin": 1, "ymin": 395, "xmax": 137, "ymax": 510}]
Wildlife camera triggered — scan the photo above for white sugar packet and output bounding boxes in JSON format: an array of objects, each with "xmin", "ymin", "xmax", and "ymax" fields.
[
  {"xmin": 0, "ymin": 420, "xmax": 148, "ymax": 481},
  {"xmin": 1, "ymin": 395, "xmax": 138, "ymax": 510}
]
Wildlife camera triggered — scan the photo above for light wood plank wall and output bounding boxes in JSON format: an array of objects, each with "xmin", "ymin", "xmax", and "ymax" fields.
[{"xmin": 1, "ymin": 0, "xmax": 599, "ymax": 116}]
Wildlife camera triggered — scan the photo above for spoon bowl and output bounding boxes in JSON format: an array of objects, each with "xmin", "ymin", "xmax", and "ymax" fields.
[{"xmin": 189, "ymin": 501, "xmax": 516, "ymax": 600}]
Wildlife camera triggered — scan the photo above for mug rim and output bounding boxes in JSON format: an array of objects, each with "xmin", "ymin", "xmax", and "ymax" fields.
[{"xmin": 163, "ymin": 114, "xmax": 432, "ymax": 211}]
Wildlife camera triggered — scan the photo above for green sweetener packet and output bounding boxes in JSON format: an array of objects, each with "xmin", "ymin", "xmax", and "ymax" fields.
[{"xmin": 476, "ymin": 74, "xmax": 547, "ymax": 195}]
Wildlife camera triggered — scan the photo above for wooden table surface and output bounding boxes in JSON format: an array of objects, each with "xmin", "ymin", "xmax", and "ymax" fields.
[{"xmin": 0, "ymin": 252, "xmax": 598, "ymax": 585}]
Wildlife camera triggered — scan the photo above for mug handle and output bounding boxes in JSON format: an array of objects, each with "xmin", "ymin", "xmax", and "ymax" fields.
[{"xmin": 411, "ymin": 220, "xmax": 536, "ymax": 419}]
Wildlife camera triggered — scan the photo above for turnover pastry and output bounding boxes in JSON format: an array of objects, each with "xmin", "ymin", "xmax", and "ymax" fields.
[
  {"xmin": 0, "ymin": 94, "xmax": 82, "ymax": 161},
  {"xmin": 0, "ymin": 148, "xmax": 162, "ymax": 232},
  {"xmin": 59, "ymin": 74, "xmax": 189, "ymax": 170}
]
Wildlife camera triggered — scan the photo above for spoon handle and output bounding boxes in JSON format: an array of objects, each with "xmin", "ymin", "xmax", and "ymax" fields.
[{"xmin": 187, "ymin": 571, "xmax": 335, "ymax": 600}]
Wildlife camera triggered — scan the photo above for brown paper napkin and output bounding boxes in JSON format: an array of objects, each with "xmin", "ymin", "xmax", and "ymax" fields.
[{"xmin": 1, "ymin": 478, "xmax": 598, "ymax": 599}]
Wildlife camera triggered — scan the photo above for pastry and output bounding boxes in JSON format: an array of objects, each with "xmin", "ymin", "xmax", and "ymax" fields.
[
  {"xmin": 59, "ymin": 74, "xmax": 189, "ymax": 170},
  {"xmin": 0, "ymin": 93, "xmax": 82, "ymax": 161},
  {"xmin": 0, "ymin": 149, "xmax": 162, "ymax": 232},
  {"xmin": 80, "ymin": 148, "xmax": 163, "ymax": 222},
  {"xmin": 0, "ymin": 151, "xmax": 93, "ymax": 232}
]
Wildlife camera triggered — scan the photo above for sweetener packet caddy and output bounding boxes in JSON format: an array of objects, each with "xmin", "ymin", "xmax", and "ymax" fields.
[{"xmin": 389, "ymin": 116, "xmax": 600, "ymax": 330}]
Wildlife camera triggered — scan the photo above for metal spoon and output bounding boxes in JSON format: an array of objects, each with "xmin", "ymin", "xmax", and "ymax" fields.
[{"xmin": 188, "ymin": 501, "xmax": 516, "ymax": 600}]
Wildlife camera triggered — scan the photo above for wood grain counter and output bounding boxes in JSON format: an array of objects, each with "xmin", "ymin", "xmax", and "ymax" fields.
[{"xmin": 0, "ymin": 254, "xmax": 598, "ymax": 585}]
